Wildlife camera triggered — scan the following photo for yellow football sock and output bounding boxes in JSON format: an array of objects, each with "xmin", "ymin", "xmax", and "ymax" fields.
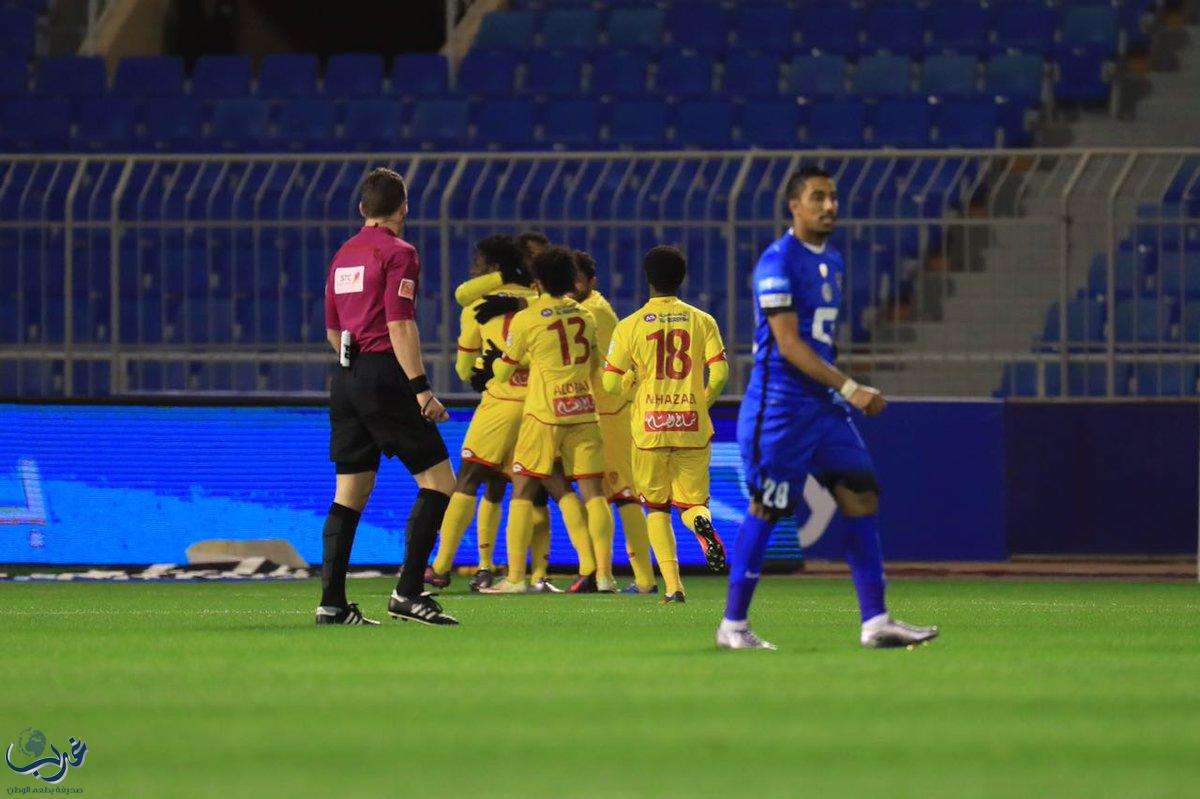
[
  {"xmin": 647, "ymin": 511, "xmax": 683, "ymax": 595},
  {"xmin": 431, "ymin": 492, "xmax": 476, "ymax": 575},
  {"xmin": 476, "ymin": 498, "xmax": 502, "ymax": 571},
  {"xmin": 530, "ymin": 504, "xmax": 551, "ymax": 582},
  {"xmin": 680, "ymin": 505, "xmax": 712, "ymax": 538},
  {"xmin": 504, "ymin": 499, "xmax": 534, "ymax": 584},
  {"xmin": 619, "ymin": 503, "xmax": 655, "ymax": 590},
  {"xmin": 585, "ymin": 496, "xmax": 615, "ymax": 581},
  {"xmin": 558, "ymin": 493, "xmax": 595, "ymax": 576}
]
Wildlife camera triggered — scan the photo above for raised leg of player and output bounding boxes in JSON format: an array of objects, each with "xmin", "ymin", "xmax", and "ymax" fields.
[
  {"xmin": 646, "ymin": 510, "xmax": 683, "ymax": 597},
  {"xmin": 578, "ymin": 477, "xmax": 615, "ymax": 589},
  {"xmin": 618, "ymin": 501, "xmax": 655, "ymax": 590},
  {"xmin": 680, "ymin": 504, "xmax": 725, "ymax": 572},
  {"xmin": 530, "ymin": 499, "xmax": 551, "ymax": 583}
]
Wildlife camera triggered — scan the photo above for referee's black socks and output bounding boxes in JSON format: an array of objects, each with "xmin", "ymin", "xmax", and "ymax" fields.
[
  {"xmin": 396, "ymin": 488, "xmax": 451, "ymax": 598},
  {"xmin": 320, "ymin": 503, "xmax": 362, "ymax": 608}
]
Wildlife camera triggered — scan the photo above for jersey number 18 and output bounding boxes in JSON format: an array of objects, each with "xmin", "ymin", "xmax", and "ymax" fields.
[{"xmin": 646, "ymin": 329, "xmax": 692, "ymax": 379}]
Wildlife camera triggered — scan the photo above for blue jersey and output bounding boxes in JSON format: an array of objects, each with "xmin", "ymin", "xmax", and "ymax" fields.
[{"xmin": 746, "ymin": 230, "xmax": 844, "ymax": 403}]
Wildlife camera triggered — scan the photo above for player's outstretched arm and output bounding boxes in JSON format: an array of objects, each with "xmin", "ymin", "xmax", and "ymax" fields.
[
  {"xmin": 387, "ymin": 320, "xmax": 450, "ymax": 423},
  {"xmin": 765, "ymin": 312, "xmax": 886, "ymax": 415},
  {"xmin": 454, "ymin": 271, "xmax": 504, "ymax": 308}
]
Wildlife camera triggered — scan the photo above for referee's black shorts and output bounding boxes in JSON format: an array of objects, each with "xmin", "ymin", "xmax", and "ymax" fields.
[{"xmin": 329, "ymin": 353, "xmax": 449, "ymax": 475}]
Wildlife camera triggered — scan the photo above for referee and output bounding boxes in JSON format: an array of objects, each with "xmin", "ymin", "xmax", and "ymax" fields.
[{"xmin": 315, "ymin": 167, "xmax": 459, "ymax": 627}]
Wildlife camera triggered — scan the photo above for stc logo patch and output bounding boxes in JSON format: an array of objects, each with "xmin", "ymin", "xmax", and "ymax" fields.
[
  {"xmin": 333, "ymin": 266, "xmax": 364, "ymax": 294},
  {"xmin": 644, "ymin": 411, "xmax": 699, "ymax": 432},
  {"xmin": 757, "ymin": 276, "xmax": 789, "ymax": 291},
  {"xmin": 553, "ymin": 395, "xmax": 596, "ymax": 417},
  {"xmin": 643, "ymin": 313, "xmax": 657, "ymax": 322},
  {"xmin": 398, "ymin": 278, "xmax": 416, "ymax": 300}
]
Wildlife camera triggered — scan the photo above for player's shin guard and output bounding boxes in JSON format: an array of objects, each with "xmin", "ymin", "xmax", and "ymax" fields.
[
  {"xmin": 396, "ymin": 489, "xmax": 451, "ymax": 599},
  {"xmin": 646, "ymin": 511, "xmax": 682, "ymax": 595},
  {"xmin": 431, "ymin": 492, "xmax": 476, "ymax": 575},
  {"xmin": 558, "ymin": 494, "xmax": 596, "ymax": 576},
  {"xmin": 843, "ymin": 514, "xmax": 887, "ymax": 623},
  {"xmin": 530, "ymin": 504, "xmax": 551, "ymax": 582},
  {"xmin": 504, "ymin": 499, "xmax": 534, "ymax": 583},
  {"xmin": 320, "ymin": 503, "xmax": 361, "ymax": 608},
  {"xmin": 619, "ymin": 503, "xmax": 655, "ymax": 590},
  {"xmin": 723, "ymin": 512, "xmax": 775, "ymax": 623},
  {"xmin": 585, "ymin": 496, "xmax": 615, "ymax": 581},
  {"xmin": 476, "ymin": 498, "xmax": 502, "ymax": 571}
]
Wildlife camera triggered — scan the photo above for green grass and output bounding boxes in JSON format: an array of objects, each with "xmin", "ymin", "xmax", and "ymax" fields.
[{"xmin": 2, "ymin": 577, "xmax": 1199, "ymax": 798}]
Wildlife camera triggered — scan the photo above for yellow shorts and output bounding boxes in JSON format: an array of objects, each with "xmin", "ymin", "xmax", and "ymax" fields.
[
  {"xmin": 512, "ymin": 416, "xmax": 604, "ymax": 480},
  {"xmin": 598, "ymin": 406, "xmax": 635, "ymax": 502},
  {"xmin": 460, "ymin": 392, "xmax": 524, "ymax": 473},
  {"xmin": 631, "ymin": 446, "xmax": 711, "ymax": 511}
]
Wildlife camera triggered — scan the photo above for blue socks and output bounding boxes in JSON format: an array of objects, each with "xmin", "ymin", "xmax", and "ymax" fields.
[
  {"xmin": 722, "ymin": 512, "xmax": 776, "ymax": 622},
  {"xmin": 843, "ymin": 514, "xmax": 887, "ymax": 622}
]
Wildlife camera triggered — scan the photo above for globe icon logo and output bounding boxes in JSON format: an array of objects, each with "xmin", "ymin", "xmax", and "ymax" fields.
[{"xmin": 16, "ymin": 729, "xmax": 46, "ymax": 759}]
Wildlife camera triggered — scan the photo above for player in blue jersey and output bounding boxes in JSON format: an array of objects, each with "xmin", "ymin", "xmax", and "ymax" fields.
[{"xmin": 717, "ymin": 166, "xmax": 939, "ymax": 651}]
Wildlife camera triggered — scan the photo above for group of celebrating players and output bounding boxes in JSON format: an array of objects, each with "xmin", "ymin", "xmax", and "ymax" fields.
[{"xmin": 316, "ymin": 164, "xmax": 938, "ymax": 651}]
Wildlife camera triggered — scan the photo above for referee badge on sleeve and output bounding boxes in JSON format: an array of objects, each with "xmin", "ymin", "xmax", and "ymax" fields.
[{"xmin": 398, "ymin": 278, "xmax": 416, "ymax": 299}]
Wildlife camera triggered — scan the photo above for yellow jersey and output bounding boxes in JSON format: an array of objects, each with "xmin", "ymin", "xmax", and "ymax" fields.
[
  {"xmin": 457, "ymin": 282, "xmax": 539, "ymax": 401},
  {"xmin": 579, "ymin": 290, "xmax": 626, "ymax": 415},
  {"xmin": 605, "ymin": 296, "xmax": 726, "ymax": 449},
  {"xmin": 501, "ymin": 293, "xmax": 600, "ymax": 426}
]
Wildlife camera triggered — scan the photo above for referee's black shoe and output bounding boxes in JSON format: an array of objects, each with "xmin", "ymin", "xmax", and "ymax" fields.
[
  {"xmin": 388, "ymin": 591, "xmax": 460, "ymax": 626},
  {"xmin": 315, "ymin": 603, "xmax": 380, "ymax": 626}
]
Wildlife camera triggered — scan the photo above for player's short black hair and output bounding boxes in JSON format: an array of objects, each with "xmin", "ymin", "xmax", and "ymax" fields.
[
  {"xmin": 532, "ymin": 245, "xmax": 578, "ymax": 297},
  {"xmin": 573, "ymin": 250, "xmax": 596, "ymax": 281},
  {"xmin": 516, "ymin": 231, "xmax": 550, "ymax": 260},
  {"xmin": 359, "ymin": 167, "xmax": 407, "ymax": 218},
  {"xmin": 785, "ymin": 165, "xmax": 833, "ymax": 201},
  {"xmin": 476, "ymin": 235, "xmax": 528, "ymax": 284},
  {"xmin": 643, "ymin": 245, "xmax": 686, "ymax": 294}
]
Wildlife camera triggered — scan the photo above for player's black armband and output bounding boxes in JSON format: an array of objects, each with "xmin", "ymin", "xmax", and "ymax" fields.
[
  {"xmin": 409, "ymin": 374, "xmax": 432, "ymax": 394},
  {"xmin": 474, "ymin": 295, "xmax": 523, "ymax": 324},
  {"xmin": 760, "ymin": 305, "xmax": 794, "ymax": 317}
]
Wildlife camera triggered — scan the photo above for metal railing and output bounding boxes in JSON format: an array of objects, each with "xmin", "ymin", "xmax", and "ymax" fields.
[{"xmin": 1, "ymin": 148, "xmax": 1198, "ymax": 398}]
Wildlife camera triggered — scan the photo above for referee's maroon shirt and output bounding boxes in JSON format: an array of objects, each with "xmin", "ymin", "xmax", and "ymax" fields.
[{"xmin": 324, "ymin": 225, "xmax": 420, "ymax": 353}]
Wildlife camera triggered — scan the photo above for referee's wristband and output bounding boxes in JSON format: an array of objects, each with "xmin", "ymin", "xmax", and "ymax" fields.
[
  {"xmin": 838, "ymin": 378, "xmax": 860, "ymax": 400},
  {"xmin": 409, "ymin": 374, "xmax": 431, "ymax": 394}
]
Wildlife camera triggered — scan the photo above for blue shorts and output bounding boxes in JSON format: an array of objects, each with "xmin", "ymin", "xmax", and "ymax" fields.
[{"xmin": 737, "ymin": 395, "xmax": 878, "ymax": 515}]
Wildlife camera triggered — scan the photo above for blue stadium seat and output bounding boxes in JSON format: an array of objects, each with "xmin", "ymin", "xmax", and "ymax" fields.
[
  {"xmin": 927, "ymin": 5, "xmax": 989, "ymax": 56},
  {"xmin": 323, "ymin": 54, "xmax": 383, "ymax": 97},
  {"xmin": 137, "ymin": 97, "xmax": 205, "ymax": 151},
  {"xmin": 1, "ymin": 97, "xmax": 70, "ymax": 150},
  {"xmin": 805, "ymin": 99, "xmax": 866, "ymax": 148},
  {"xmin": 541, "ymin": 10, "xmax": 599, "ymax": 50},
  {"xmin": 609, "ymin": 100, "xmax": 667, "ymax": 148},
  {"xmin": 851, "ymin": 56, "xmax": 911, "ymax": 98},
  {"xmin": 474, "ymin": 10, "xmax": 535, "ymax": 50},
  {"xmin": 1114, "ymin": 298, "xmax": 1169, "ymax": 343},
  {"xmin": 475, "ymin": 98, "xmax": 536, "ymax": 149},
  {"xmin": 114, "ymin": 56, "xmax": 184, "ymax": 97},
  {"xmin": 655, "ymin": 52, "xmax": 714, "ymax": 98},
  {"xmin": 863, "ymin": 4, "xmax": 925, "ymax": 56},
  {"xmin": 191, "ymin": 55, "xmax": 252, "ymax": 97},
  {"xmin": 788, "ymin": 55, "xmax": 846, "ymax": 98},
  {"xmin": 540, "ymin": 98, "xmax": 601, "ymax": 148},
  {"xmin": 458, "ymin": 49, "xmax": 517, "ymax": 96},
  {"xmin": 606, "ymin": 8, "xmax": 665, "ymax": 50},
  {"xmin": 798, "ymin": 4, "xmax": 862, "ymax": 57},
  {"xmin": 0, "ymin": 55, "xmax": 29, "ymax": 96},
  {"xmin": 985, "ymin": 54, "xmax": 1045, "ymax": 103},
  {"xmin": 273, "ymin": 99, "xmax": 337, "ymax": 151},
  {"xmin": 723, "ymin": 53, "xmax": 779, "ymax": 98},
  {"xmin": 74, "ymin": 97, "xmax": 136, "ymax": 152},
  {"xmin": 920, "ymin": 56, "xmax": 978, "ymax": 99},
  {"xmin": 1068, "ymin": 362, "xmax": 1129, "ymax": 397},
  {"xmin": 521, "ymin": 50, "xmax": 582, "ymax": 97},
  {"xmin": 734, "ymin": 6, "xmax": 795, "ymax": 54},
  {"xmin": 1159, "ymin": 252, "xmax": 1200, "ymax": 299},
  {"xmin": 1061, "ymin": 6, "xmax": 1120, "ymax": 56},
  {"xmin": 35, "ymin": 56, "xmax": 107, "ymax": 97},
  {"xmin": 1087, "ymin": 251, "xmax": 1154, "ymax": 299},
  {"xmin": 259, "ymin": 54, "xmax": 318, "ymax": 98},
  {"xmin": 871, "ymin": 98, "xmax": 931, "ymax": 148},
  {"xmin": 208, "ymin": 99, "xmax": 269, "ymax": 151},
  {"xmin": 993, "ymin": 5, "xmax": 1055, "ymax": 55},
  {"xmin": 674, "ymin": 100, "xmax": 733, "ymax": 148},
  {"xmin": 391, "ymin": 54, "xmax": 449, "ymax": 96},
  {"xmin": 739, "ymin": 100, "xmax": 802, "ymax": 149},
  {"xmin": 0, "ymin": 8, "xmax": 36, "ymax": 56},
  {"xmin": 408, "ymin": 99, "xmax": 469, "ymax": 148},
  {"xmin": 936, "ymin": 99, "xmax": 1000, "ymax": 147},
  {"xmin": 667, "ymin": 5, "xmax": 727, "ymax": 52},
  {"xmin": 1041, "ymin": 298, "xmax": 1105, "ymax": 343},
  {"xmin": 589, "ymin": 51, "xmax": 648, "ymax": 97},
  {"xmin": 1182, "ymin": 302, "xmax": 1200, "ymax": 342},
  {"xmin": 1055, "ymin": 50, "xmax": 1109, "ymax": 104},
  {"xmin": 1136, "ymin": 363, "xmax": 1199, "ymax": 396}
]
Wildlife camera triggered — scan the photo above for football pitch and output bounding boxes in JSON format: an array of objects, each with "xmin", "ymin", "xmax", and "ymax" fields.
[{"xmin": 2, "ymin": 576, "xmax": 1198, "ymax": 798}]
